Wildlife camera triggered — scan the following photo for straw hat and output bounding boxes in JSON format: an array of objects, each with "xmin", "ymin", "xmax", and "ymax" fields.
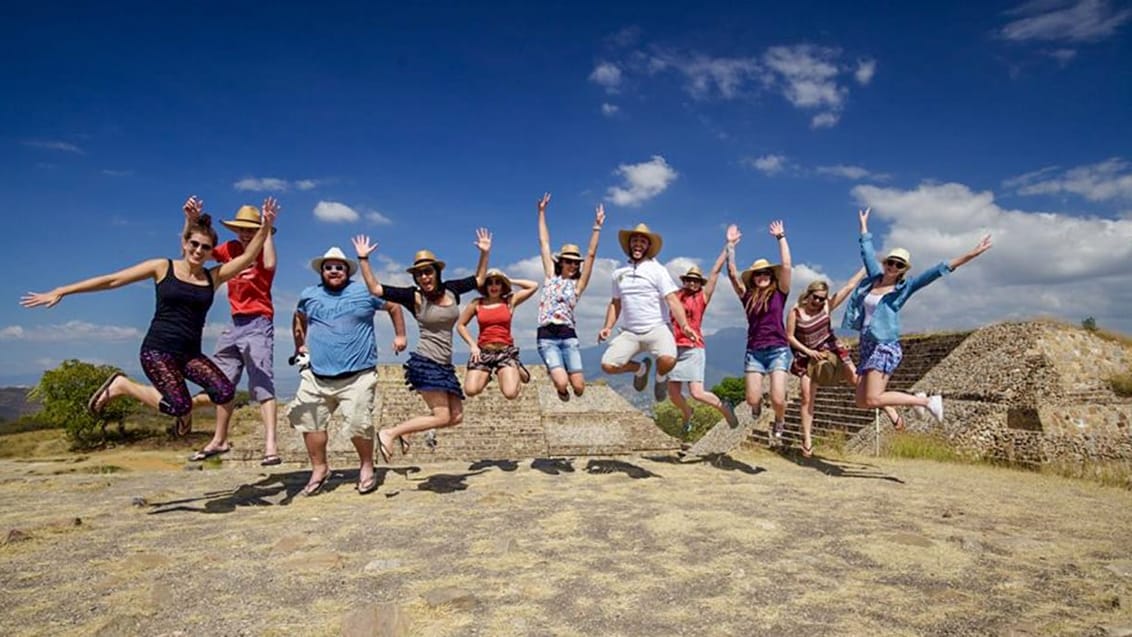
[
  {"xmin": 884, "ymin": 247, "xmax": 911, "ymax": 268},
  {"xmin": 406, "ymin": 249, "xmax": 446, "ymax": 274},
  {"xmin": 221, "ymin": 205, "xmax": 276, "ymax": 234},
  {"xmin": 740, "ymin": 258, "xmax": 782, "ymax": 289},
  {"xmin": 680, "ymin": 266, "xmax": 706, "ymax": 283},
  {"xmin": 553, "ymin": 243, "xmax": 583, "ymax": 262},
  {"xmin": 309, "ymin": 246, "xmax": 358, "ymax": 277},
  {"xmin": 477, "ymin": 269, "xmax": 513, "ymax": 296},
  {"xmin": 617, "ymin": 223, "xmax": 663, "ymax": 260}
]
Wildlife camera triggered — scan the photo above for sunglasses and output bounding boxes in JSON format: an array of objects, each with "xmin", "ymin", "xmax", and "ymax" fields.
[
  {"xmin": 322, "ymin": 263, "xmax": 348, "ymax": 272},
  {"xmin": 809, "ymin": 295, "xmax": 828, "ymax": 303},
  {"xmin": 487, "ymin": 279, "xmax": 504, "ymax": 286},
  {"xmin": 188, "ymin": 239, "xmax": 213, "ymax": 252},
  {"xmin": 884, "ymin": 259, "xmax": 908, "ymax": 270},
  {"xmin": 752, "ymin": 270, "xmax": 772, "ymax": 277}
]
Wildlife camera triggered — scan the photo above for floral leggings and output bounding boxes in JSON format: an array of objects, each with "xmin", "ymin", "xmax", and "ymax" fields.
[{"xmin": 140, "ymin": 349, "xmax": 235, "ymax": 416}]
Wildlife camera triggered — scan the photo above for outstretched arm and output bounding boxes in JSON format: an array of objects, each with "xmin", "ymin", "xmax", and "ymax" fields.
[
  {"xmin": 215, "ymin": 198, "xmax": 278, "ymax": 285},
  {"xmin": 829, "ymin": 267, "xmax": 866, "ymax": 312},
  {"xmin": 949, "ymin": 235, "xmax": 993, "ymax": 271},
  {"xmin": 21, "ymin": 259, "xmax": 165, "ymax": 308},
  {"xmin": 386, "ymin": 302, "xmax": 407, "ymax": 354},
  {"xmin": 352, "ymin": 235, "xmax": 384, "ymax": 297},
  {"xmin": 509, "ymin": 278, "xmax": 540, "ymax": 308},
  {"xmin": 473, "ymin": 228, "xmax": 492, "ymax": 287},
  {"xmin": 705, "ymin": 225, "xmax": 740, "ymax": 305},
  {"xmin": 576, "ymin": 203, "xmax": 605, "ymax": 296},
  {"xmin": 770, "ymin": 220, "xmax": 792, "ymax": 294},
  {"xmin": 537, "ymin": 193, "xmax": 554, "ymax": 277}
]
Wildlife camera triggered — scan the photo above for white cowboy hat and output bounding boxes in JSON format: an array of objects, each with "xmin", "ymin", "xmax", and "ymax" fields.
[{"xmin": 310, "ymin": 246, "xmax": 358, "ymax": 277}]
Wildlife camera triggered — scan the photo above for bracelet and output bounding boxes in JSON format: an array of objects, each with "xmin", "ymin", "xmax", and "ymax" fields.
[
  {"xmin": 592, "ymin": 225, "xmax": 602, "ymax": 231},
  {"xmin": 358, "ymin": 256, "xmax": 369, "ymax": 260},
  {"xmin": 775, "ymin": 233, "xmax": 785, "ymax": 240}
]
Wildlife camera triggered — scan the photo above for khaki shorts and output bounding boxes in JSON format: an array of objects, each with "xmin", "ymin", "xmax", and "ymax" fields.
[
  {"xmin": 287, "ymin": 368, "xmax": 377, "ymax": 438},
  {"xmin": 601, "ymin": 324, "xmax": 678, "ymax": 368}
]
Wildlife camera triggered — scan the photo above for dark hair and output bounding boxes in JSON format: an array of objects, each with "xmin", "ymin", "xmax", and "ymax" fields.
[
  {"xmin": 184, "ymin": 213, "xmax": 219, "ymax": 246},
  {"xmin": 412, "ymin": 265, "xmax": 450, "ymax": 301},
  {"xmin": 553, "ymin": 258, "xmax": 583, "ymax": 279}
]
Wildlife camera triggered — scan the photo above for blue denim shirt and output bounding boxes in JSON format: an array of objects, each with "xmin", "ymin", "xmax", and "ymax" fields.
[{"xmin": 840, "ymin": 232, "xmax": 951, "ymax": 343}]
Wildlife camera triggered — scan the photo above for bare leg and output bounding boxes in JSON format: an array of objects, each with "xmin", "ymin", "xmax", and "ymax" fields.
[
  {"xmin": 568, "ymin": 372, "xmax": 585, "ymax": 396},
  {"xmin": 856, "ymin": 370, "xmax": 930, "ymax": 409},
  {"xmin": 260, "ymin": 398, "xmax": 279, "ymax": 457},
  {"xmin": 668, "ymin": 382, "xmax": 692, "ymax": 422},
  {"xmin": 799, "ymin": 375, "xmax": 816, "ymax": 451},
  {"xmin": 768, "ymin": 370, "xmax": 788, "ymax": 422},
  {"xmin": 463, "ymin": 370, "xmax": 491, "ymax": 397},
  {"xmin": 497, "ymin": 366, "xmax": 520, "ymax": 399},
  {"xmin": 547, "ymin": 367, "xmax": 570, "ymax": 394},
  {"xmin": 378, "ymin": 391, "xmax": 463, "ymax": 457},
  {"xmin": 601, "ymin": 360, "xmax": 644, "ymax": 375},
  {"xmin": 302, "ymin": 430, "xmax": 330, "ymax": 486},
  {"xmin": 744, "ymin": 372, "xmax": 765, "ymax": 411},
  {"xmin": 104, "ymin": 376, "xmax": 163, "ymax": 411},
  {"xmin": 351, "ymin": 435, "xmax": 374, "ymax": 487},
  {"xmin": 656, "ymin": 355, "xmax": 677, "ymax": 376},
  {"xmin": 687, "ymin": 382, "xmax": 726, "ymax": 415}
]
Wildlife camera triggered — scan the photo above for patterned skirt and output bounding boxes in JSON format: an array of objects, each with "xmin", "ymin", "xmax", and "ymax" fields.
[
  {"xmin": 467, "ymin": 344, "xmax": 521, "ymax": 373},
  {"xmin": 403, "ymin": 352, "xmax": 465, "ymax": 399}
]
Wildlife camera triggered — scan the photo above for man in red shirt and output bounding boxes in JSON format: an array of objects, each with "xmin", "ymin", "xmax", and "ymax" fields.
[{"xmin": 185, "ymin": 203, "xmax": 281, "ymax": 465}]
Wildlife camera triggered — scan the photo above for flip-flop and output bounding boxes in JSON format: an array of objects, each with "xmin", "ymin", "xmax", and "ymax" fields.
[
  {"xmin": 398, "ymin": 436, "xmax": 410, "ymax": 455},
  {"xmin": 301, "ymin": 473, "xmax": 330, "ymax": 497},
  {"xmin": 172, "ymin": 414, "xmax": 192, "ymax": 438},
  {"xmin": 376, "ymin": 432, "xmax": 394, "ymax": 464},
  {"xmin": 260, "ymin": 454, "xmax": 282, "ymax": 466},
  {"xmin": 893, "ymin": 415, "xmax": 906, "ymax": 432},
  {"xmin": 801, "ymin": 443, "xmax": 814, "ymax": 458},
  {"xmin": 87, "ymin": 372, "xmax": 124, "ymax": 416},
  {"xmin": 357, "ymin": 474, "xmax": 379, "ymax": 495},
  {"xmin": 188, "ymin": 445, "xmax": 230, "ymax": 461}
]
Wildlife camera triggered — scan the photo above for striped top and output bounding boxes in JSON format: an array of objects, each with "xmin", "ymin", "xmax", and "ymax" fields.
[{"xmin": 792, "ymin": 307, "xmax": 836, "ymax": 351}]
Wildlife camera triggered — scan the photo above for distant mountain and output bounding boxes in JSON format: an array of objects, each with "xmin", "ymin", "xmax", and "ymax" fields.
[{"xmin": 0, "ymin": 387, "xmax": 40, "ymax": 423}]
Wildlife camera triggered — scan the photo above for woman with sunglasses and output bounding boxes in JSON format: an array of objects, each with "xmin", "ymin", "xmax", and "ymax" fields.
[
  {"xmin": 727, "ymin": 220, "xmax": 793, "ymax": 445},
  {"xmin": 351, "ymin": 229, "xmax": 491, "ymax": 463},
  {"xmin": 787, "ymin": 275, "xmax": 901, "ymax": 456},
  {"xmin": 843, "ymin": 207, "xmax": 992, "ymax": 422},
  {"xmin": 21, "ymin": 196, "xmax": 278, "ymax": 436},
  {"xmin": 456, "ymin": 269, "xmax": 539, "ymax": 399},
  {"xmin": 535, "ymin": 192, "xmax": 604, "ymax": 401}
]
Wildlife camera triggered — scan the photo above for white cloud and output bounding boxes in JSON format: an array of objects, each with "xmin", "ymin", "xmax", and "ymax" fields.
[
  {"xmin": 366, "ymin": 210, "xmax": 393, "ymax": 225},
  {"xmin": 650, "ymin": 51, "xmax": 762, "ymax": 99},
  {"xmin": 23, "ymin": 140, "xmax": 84, "ymax": 154},
  {"xmin": 1047, "ymin": 48, "xmax": 1078, "ymax": 65},
  {"xmin": 855, "ymin": 58, "xmax": 877, "ymax": 85},
  {"xmin": 852, "ymin": 181, "xmax": 1132, "ymax": 333},
  {"xmin": 601, "ymin": 103, "xmax": 620, "ymax": 116},
  {"xmin": 233, "ymin": 177, "xmax": 321, "ymax": 192},
  {"xmin": 811, "ymin": 112, "xmax": 840, "ymax": 129},
  {"xmin": 1006, "ymin": 158, "xmax": 1132, "ymax": 202},
  {"xmin": 589, "ymin": 62, "xmax": 623, "ymax": 93},
  {"xmin": 313, "ymin": 201, "xmax": 360, "ymax": 223},
  {"xmin": 0, "ymin": 321, "xmax": 142, "ymax": 342},
  {"xmin": 605, "ymin": 155, "xmax": 678, "ymax": 207},
  {"xmin": 762, "ymin": 45, "xmax": 845, "ymax": 110},
  {"xmin": 101, "ymin": 169, "xmax": 133, "ymax": 177},
  {"xmin": 817, "ymin": 164, "xmax": 890, "ymax": 181},
  {"xmin": 743, "ymin": 154, "xmax": 788, "ymax": 175},
  {"xmin": 1000, "ymin": 0, "xmax": 1132, "ymax": 43}
]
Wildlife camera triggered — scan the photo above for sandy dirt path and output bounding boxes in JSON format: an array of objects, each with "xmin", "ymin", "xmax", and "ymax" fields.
[{"xmin": 1, "ymin": 448, "xmax": 1131, "ymax": 636}]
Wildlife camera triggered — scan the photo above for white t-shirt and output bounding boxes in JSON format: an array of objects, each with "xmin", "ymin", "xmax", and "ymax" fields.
[{"xmin": 611, "ymin": 259, "xmax": 678, "ymax": 333}]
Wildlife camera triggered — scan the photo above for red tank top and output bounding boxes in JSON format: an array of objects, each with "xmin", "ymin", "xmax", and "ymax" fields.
[{"xmin": 476, "ymin": 302, "xmax": 514, "ymax": 346}]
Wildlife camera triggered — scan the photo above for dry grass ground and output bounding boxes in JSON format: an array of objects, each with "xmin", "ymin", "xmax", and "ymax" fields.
[{"xmin": 2, "ymin": 443, "xmax": 1132, "ymax": 637}]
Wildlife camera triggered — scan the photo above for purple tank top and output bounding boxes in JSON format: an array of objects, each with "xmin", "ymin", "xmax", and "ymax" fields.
[{"xmin": 743, "ymin": 288, "xmax": 788, "ymax": 350}]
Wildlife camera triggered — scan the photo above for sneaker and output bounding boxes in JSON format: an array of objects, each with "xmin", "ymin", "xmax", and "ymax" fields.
[
  {"xmin": 632, "ymin": 358, "xmax": 652, "ymax": 392},
  {"xmin": 927, "ymin": 395, "xmax": 944, "ymax": 423},
  {"xmin": 772, "ymin": 420, "xmax": 786, "ymax": 440},
  {"xmin": 425, "ymin": 429, "xmax": 438, "ymax": 449},
  {"xmin": 721, "ymin": 401, "xmax": 739, "ymax": 428},
  {"xmin": 681, "ymin": 419, "xmax": 694, "ymax": 435},
  {"xmin": 557, "ymin": 389, "xmax": 571, "ymax": 402},
  {"xmin": 913, "ymin": 392, "xmax": 928, "ymax": 418},
  {"xmin": 750, "ymin": 399, "xmax": 763, "ymax": 421},
  {"xmin": 654, "ymin": 375, "xmax": 668, "ymax": 402}
]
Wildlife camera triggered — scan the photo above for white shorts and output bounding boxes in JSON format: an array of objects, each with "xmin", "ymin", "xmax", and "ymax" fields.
[
  {"xmin": 601, "ymin": 324, "xmax": 678, "ymax": 368},
  {"xmin": 668, "ymin": 346, "xmax": 705, "ymax": 383},
  {"xmin": 287, "ymin": 368, "xmax": 377, "ymax": 438}
]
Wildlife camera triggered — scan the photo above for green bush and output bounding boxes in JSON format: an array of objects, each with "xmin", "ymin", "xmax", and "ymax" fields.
[
  {"xmin": 0, "ymin": 413, "xmax": 61, "ymax": 436},
  {"xmin": 1082, "ymin": 316, "xmax": 1097, "ymax": 332},
  {"xmin": 710, "ymin": 377, "xmax": 745, "ymax": 406},
  {"xmin": 1109, "ymin": 371, "xmax": 1132, "ymax": 398},
  {"xmin": 654, "ymin": 399, "xmax": 728, "ymax": 441},
  {"xmin": 28, "ymin": 360, "xmax": 137, "ymax": 449}
]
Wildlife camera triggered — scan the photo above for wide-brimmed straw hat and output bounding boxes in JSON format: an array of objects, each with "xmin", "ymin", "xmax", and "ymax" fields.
[
  {"xmin": 741, "ymin": 258, "xmax": 782, "ymax": 289},
  {"xmin": 884, "ymin": 247, "xmax": 911, "ymax": 268},
  {"xmin": 618, "ymin": 223, "xmax": 663, "ymax": 260},
  {"xmin": 310, "ymin": 246, "xmax": 358, "ymax": 277},
  {"xmin": 680, "ymin": 266, "xmax": 706, "ymax": 283},
  {"xmin": 477, "ymin": 269, "xmax": 513, "ymax": 296},
  {"xmin": 553, "ymin": 243, "xmax": 583, "ymax": 262},
  {"xmin": 406, "ymin": 249, "xmax": 446, "ymax": 274},
  {"xmin": 221, "ymin": 205, "xmax": 277, "ymax": 234}
]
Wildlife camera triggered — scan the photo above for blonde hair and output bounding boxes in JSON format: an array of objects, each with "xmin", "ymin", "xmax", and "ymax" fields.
[
  {"xmin": 796, "ymin": 280, "xmax": 830, "ymax": 308},
  {"xmin": 744, "ymin": 272, "xmax": 778, "ymax": 314}
]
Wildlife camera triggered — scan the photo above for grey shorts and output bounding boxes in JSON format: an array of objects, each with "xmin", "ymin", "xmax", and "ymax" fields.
[
  {"xmin": 600, "ymin": 324, "xmax": 678, "ymax": 368},
  {"xmin": 213, "ymin": 315, "xmax": 275, "ymax": 402}
]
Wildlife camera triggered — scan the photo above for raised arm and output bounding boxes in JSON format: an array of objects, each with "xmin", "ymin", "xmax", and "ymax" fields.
[
  {"xmin": 352, "ymin": 235, "xmax": 384, "ymax": 297},
  {"xmin": 386, "ymin": 302, "xmax": 407, "ymax": 354},
  {"xmin": 473, "ymin": 228, "xmax": 492, "ymax": 287},
  {"xmin": 181, "ymin": 195, "xmax": 202, "ymax": 243},
  {"xmin": 948, "ymin": 235, "xmax": 993, "ymax": 271},
  {"xmin": 829, "ymin": 267, "xmax": 867, "ymax": 312},
  {"xmin": 537, "ymin": 193, "xmax": 554, "ymax": 277},
  {"xmin": 456, "ymin": 300, "xmax": 481, "ymax": 362},
  {"xmin": 770, "ymin": 220, "xmax": 792, "ymax": 294},
  {"xmin": 576, "ymin": 203, "xmax": 605, "ymax": 296},
  {"xmin": 857, "ymin": 208, "xmax": 883, "ymax": 277},
  {"xmin": 215, "ymin": 198, "xmax": 277, "ymax": 285},
  {"xmin": 21, "ymin": 259, "xmax": 165, "ymax": 309},
  {"xmin": 509, "ymin": 278, "xmax": 541, "ymax": 308},
  {"xmin": 726, "ymin": 225, "xmax": 746, "ymax": 298},
  {"xmin": 704, "ymin": 225, "xmax": 740, "ymax": 305},
  {"xmin": 261, "ymin": 220, "xmax": 277, "ymax": 271}
]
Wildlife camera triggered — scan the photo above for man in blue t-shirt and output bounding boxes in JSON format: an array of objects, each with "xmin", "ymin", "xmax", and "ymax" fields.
[{"xmin": 288, "ymin": 246, "xmax": 406, "ymax": 497}]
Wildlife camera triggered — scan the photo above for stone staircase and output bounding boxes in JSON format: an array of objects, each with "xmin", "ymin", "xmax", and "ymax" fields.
[{"xmin": 749, "ymin": 332, "xmax": 972, "ymax": 448}]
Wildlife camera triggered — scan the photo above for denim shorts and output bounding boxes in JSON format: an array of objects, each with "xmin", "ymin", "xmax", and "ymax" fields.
[
  {"xmin": 537, "ymin": 337, "xmax": 583, "ymax": 373},
  {"xmin": 744, "ymin": 346, "xmax": 793, "ymax": 374},
  {"xmin": 669, "ymin": 346, "xmax": 705, "ymax": 383}
]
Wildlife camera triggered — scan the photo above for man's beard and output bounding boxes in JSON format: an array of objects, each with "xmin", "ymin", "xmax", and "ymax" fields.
[{"xmin": 322, "ymin": 274, "xmax": 348, "ymax": 291}]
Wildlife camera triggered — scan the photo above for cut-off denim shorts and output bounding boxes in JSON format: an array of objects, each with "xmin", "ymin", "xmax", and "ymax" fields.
[{"xmin": 744, "ymin": 346, "xmax": 793, "ymax": 374}]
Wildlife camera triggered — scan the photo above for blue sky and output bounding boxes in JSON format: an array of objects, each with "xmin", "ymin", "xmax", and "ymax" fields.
[{"xmin": 4, "ymin": 1, "xmax": 1132, "ymax": 392}]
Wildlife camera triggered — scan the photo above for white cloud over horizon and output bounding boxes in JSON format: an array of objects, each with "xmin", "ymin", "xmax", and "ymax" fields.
[
  {"xmin": 1000, "ymin": 0, "xmax": 1131, "ymax": 43},
  {"xmin": 1005, "ymin": 157, "xmax": 1132, "ymax": 202},
  {"xmin": 22, "ymin": 139, "xmax": 84, "ymax": 154},
  {"xmin": 0, "ymin": 321, "xmax": 142, "ymax": 342},
  {"xmin": 744, "ymin": 154, "xmax": 789, "ymax": 175},
  {"xmin": 234, "ymin": 177, "xmax": 322, "ymax": 192},
  {"xmin": 605, "ymin": 155, "xmax": 678, "ymax": 207}
]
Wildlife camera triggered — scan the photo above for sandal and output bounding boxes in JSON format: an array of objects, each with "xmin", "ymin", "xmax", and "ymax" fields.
[
  {"xmin": 300, "ymin": 473, "xmax": 330, "ymax": 497},
  {"xmin": 376, "ymin": 431, "xmax": 394, "ymax": 464},
  {"xmin": 801, "ymin": 442, "xmax": 813, "ymax": 458},
  {"xmin": 893, "ymin": 415, "xmax": 906, "ymax": 432},
  {"xmin": 398, "ymin": 436, "xmax": 410, "ymax": 455},
  {"xmin": 260, "ymin": 454, "xmax": 282, "ymax": 466},
  {"xmin": 357, "ymin": 474, "xmax": 379, "ymax": 495},
  {"xmin": 189, "ymin": 445, "xmax": 230, "ymax": 461},
  {"xmin": 87, "ymin": 372, "xmax": 124, "ymax": 416}
]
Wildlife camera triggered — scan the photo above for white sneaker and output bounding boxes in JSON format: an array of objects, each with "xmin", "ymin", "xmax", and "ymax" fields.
[
  {"xmin": 927, "ymin": 395, "xmax": 944, "ymax": 423},
  {"xmin": 913, "ymin": 392, "xmax": 928, "ymax": 418}
]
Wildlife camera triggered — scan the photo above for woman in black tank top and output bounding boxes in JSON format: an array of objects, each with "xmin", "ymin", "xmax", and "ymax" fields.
[{"xmin": 21, "ymin": 196, "xmax": 279, "ymax": 437}]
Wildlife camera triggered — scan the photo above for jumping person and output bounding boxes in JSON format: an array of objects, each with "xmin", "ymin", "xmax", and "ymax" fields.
[
  {"xmin": 727, "ymin": 220, "xmax": 793, "ymax": 446},
  {"xmin": 844, "ymin": 207, "xmax": 992, "ymax": 423},
  {"xmin": 666, "ymin": 225, "xmax": 741, "ymax": 434},
  {"xmin": 21, "ymin": 197, "xmax": 278, "ymax": 439},
  {"xmin": 182, "ymin": 202, "xmax": 282, "ymax": 465},
  {"xmin": 351, "ymin": 230, "xmax": 491, "ymax": 463},
  {"xmin": 287, "ymin": 247, "xmax": 406, "ymax": 496},
  {"xmin": 535, "ymin": 193, "xmax": 604, "ymax": 401},
  {"xmin": 456, "ymin": 269, "xmax": 538, "ymax": 399},
  {"xmin": 598, "ymin": 223, "xmax": 698, "ymax": 402},
  {"xmin": 787, "ymin": 275, "xmax": 901, "ymax": 457}
]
